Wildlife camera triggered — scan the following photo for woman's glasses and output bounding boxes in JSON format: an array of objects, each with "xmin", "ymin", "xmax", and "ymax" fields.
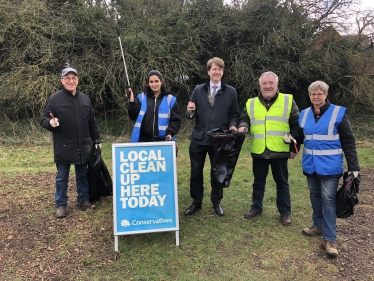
[{"xmin": 310, "ymin": 93, "xmax": 325, "ymax": 97}]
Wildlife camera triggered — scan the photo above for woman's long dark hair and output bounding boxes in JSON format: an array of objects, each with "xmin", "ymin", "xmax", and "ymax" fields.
[{"xmin": 143, "ymin": 70, "xmax": 170, "ymax": 95}]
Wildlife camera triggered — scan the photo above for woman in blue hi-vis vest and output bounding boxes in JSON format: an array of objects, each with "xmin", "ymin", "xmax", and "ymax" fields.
[
  {"xmin": 127, "ymin": 70, "xmax": 181, "ymax": 143},
  {"xmin": 299, "ymin": 80, "xmax": 360, "ymax": 258}
]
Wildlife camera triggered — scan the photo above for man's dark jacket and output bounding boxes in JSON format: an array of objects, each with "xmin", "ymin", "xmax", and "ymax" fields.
[
  {"xmin": 186, "ymin": 81, "xmax": 240, "ymax": 146},
  {"xmin": 40, "ymin": 87, "xmax": 101, "ymax": 164}
]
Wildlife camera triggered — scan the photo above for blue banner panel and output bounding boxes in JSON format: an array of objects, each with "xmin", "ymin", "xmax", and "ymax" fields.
[{"xmin": 112, "ymin": 142, "xmax": 179, "ymax": 235}]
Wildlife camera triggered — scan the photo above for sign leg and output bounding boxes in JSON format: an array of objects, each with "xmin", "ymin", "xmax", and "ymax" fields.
[
  {"xmin": 114, "ymin": 235, "xmax": 119, "ymax": 252},
  {"xmin": 175, "ymin": 230, "xmax": 180, "ymax": 246}
]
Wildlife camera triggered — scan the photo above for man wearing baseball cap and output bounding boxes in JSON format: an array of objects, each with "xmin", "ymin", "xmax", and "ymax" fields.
[{"xmin": 40, "ymin": 66, "xmax": 101, "ymax": 218}]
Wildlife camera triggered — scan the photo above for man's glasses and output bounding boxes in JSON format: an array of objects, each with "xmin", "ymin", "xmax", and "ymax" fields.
[
  {"xmin": 62, "ymin": 77, "xmax": 78, "ymax": 81},
  {"xmin": 310, "ymin": 93, "xmax": 325, "ymax": 97}
]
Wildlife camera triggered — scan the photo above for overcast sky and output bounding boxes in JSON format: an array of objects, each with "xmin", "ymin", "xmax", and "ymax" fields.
[{"xmin": 360, "ymin": 0, "xmax": 374, "ymax": 9}]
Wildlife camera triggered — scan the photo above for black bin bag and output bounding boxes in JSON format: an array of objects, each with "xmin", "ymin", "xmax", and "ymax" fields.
[
  {"xmin": 336, "ymin": 171, "xmax": 361, "ymax": 218},
  {"xmin": 87, "ymin": 146, "xmax": 113, "ymax": 202},
  {"xmin": 206, "ymin": 128, "xmax": 246, "ymax": 188}
]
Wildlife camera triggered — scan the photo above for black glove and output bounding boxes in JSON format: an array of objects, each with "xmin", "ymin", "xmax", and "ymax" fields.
[{"xmin": 93, "ymin": 139, "xmax": 101, "ymax": 149}]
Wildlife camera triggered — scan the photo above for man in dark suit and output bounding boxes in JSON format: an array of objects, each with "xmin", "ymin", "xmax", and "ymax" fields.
[{"xmin": 184, "ymin": 57, "xmax": 240, "ymax": 216}]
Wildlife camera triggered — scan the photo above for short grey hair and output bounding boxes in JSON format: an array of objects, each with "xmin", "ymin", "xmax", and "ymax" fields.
[
  {"xmin": 308, "ymin": 80, "xmax": 329, "ymax": 94},
  {"xmin": 259, "ymin": 71, "xmax": 279, "ymax": 85}
]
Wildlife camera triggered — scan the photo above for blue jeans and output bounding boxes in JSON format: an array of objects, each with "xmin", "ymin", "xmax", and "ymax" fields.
[
  {"xmin": 251, "ymin": 158, "xmax": 291, "ymax": 215},
  {"xmin": 306, "ymin": 176, "xmax": 339, "ymax": 242},
  {"xmin": 55, "ymin": 163, "xmax": 89, "ymax": 208}
]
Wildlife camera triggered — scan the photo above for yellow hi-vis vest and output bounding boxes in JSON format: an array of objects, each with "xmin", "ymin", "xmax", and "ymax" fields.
[{"xmin": 246, "ymin": 93, "xmax": 292, "ymax": 154}]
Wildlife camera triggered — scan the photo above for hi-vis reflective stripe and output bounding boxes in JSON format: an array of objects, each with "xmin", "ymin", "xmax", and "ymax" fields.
[
  {"xmin": 305, "ymin": 134, "xmax": 340, "ymax": 140},
  {"xmin": 301, "ymin": 106, "xmax": 341, "ymax": 141},
  {"xmin": 251, "ymin": 134, "xmax": 265, "ymax": 139},
  {"xmin": 300, "ymin": 107, "xmax": 310, "ymax": 128},
  {"xmin": 135, "ymin": 110, "xmax": 145, "ymax": 124},
  {"xmin": 157, "ymin": 94, "xmax": 174, "ymax": 135},
  {"xmin": 266, "ymin": 116, "xmax": 289, "ymax": 123},
  {"xmin": 166, "ymin": 94, "xmax": 172, "ymax": 118},
  {"xmin": 249, "ymin": 94, "xmax": 290, "ymax": 124},
  {"xmin": 134, "ymin": 93, "xmax": 173, "ymax": 126},
  {"xmin": 266, "ymin": 131, "xmax": 288, "ymax": 136},
  {"xmin": 304, "ymin": 148, "xmax": 343, "ymax": 155},
  {"xmin": 134, "ymin": 94, "xmax": 146, "ymax": 128},
  {"xmin": 251, "ymin": 120, "xmax": 265, "ymax": 125},
  {"xmin": 249, "ymin": 99, "xmax": 256, "ymax": 120},
  {"xmin": 251, "ymin": 131, "xmax": 289, "ymax": 138}
]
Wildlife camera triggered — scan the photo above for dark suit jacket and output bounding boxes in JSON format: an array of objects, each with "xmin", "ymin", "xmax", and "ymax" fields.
[{"xmin": 186, "ymin": 81, "xmax": 240, "ymax": 146}]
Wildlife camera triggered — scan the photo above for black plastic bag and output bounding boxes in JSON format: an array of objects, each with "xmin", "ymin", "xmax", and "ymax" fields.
[
  {"xmin": 207, "ymin": 128, "xmax": 246, "ymax": 188},
  {"xmin": 336, "ymin": 171, "xmax": 361, "ymax": 218},
  {"xmin": 87, "ymin": 147, "xmax": 113, "ymax": 202}
]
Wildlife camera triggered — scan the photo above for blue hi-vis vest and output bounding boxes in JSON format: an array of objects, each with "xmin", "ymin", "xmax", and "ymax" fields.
[
  {"xmin": 130, "ymin": 93, "xmax": 176, "ymax": 142},
  {"xmin": 299, "ymin": 104, "xmax": 346, "ymax": 176}
]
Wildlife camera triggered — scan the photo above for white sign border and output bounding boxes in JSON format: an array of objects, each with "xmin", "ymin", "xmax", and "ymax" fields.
[{"xmin": 112, "ymin": 141, "xmax": 180, "ymax": 251}]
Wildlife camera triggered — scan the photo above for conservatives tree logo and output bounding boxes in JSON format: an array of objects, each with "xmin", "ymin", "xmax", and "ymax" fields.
[{"xmin": 121, "ymin": 219, "xmax": 131, "ymax": 227}]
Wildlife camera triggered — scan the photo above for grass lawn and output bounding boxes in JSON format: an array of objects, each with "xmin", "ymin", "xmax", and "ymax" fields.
[{"xmin": 1, "ymin": 137, "xmax": 374, "ymax": 280}]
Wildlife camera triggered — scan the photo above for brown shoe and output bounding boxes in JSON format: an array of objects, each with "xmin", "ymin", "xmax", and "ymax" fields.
[
  {"xmin": 56, "ymin": 206, "xmax": 67, "ymax": 218},
  {"xmin": 244, "ymin": 210, "xmax": 262, "ymax": 219},
  {"xmin": 280, "ymin": 215, "xmax": 291, "ymax": 226},
  {"xmin": 77, "ymin": 201, "xmax": 95, "ymax": 210},
  {"xmin": 321, "ymin": 240, "xmax": 338, "ymax": 257},
  {"xmin": 302, "ymin": 226, "xmax": 322, "ymax": 237}
]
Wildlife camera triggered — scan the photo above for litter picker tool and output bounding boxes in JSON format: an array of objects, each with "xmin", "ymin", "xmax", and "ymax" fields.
[
  {"xmin": 289, "ymin": 135, "xmax": 298, "ymax": 153},
  {"xmin": 286, "ymin": 134, "xmax": 298, "ymax": 153},
  {"xmin": 49, "ymin": 112, "xmax": 57, "ymax": 124},
  {"xmin": 116, "ymin": 26, "xmax": 131, "ymax": 98},
  {"xmin": 175, "ymin": 59, "xmax": 191, "ymax": 100}
]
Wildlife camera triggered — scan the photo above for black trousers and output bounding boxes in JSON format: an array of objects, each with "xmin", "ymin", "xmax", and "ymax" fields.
[
  {"xmin": 189, "ymin": 142, "xmax": 223, "ymax": 206},
  {"xmin": 251, "ymin": 158, "xmax": 291, "ymax": 215}
]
